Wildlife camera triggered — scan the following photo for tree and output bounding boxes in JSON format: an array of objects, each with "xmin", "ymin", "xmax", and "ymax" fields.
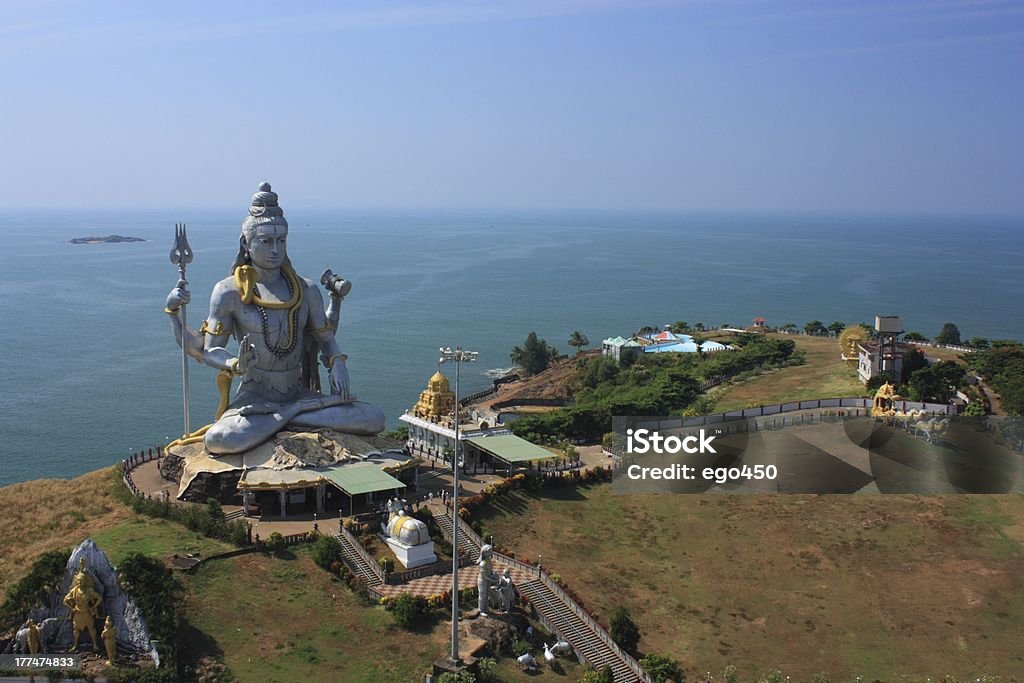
[
  {"xmin": 640, "ymin": 654, "xmax": 685, "ymax": 683},
  {"xmin": 967, "ymin": 337, "xmax": 991, "ymax": 349},
  {"xmin": 827, "ymin": 321, "xmax": 846, "ymax": 336},
  {"xmin": 693, "ymin": 322, "xmax": 705, "ymax": 332},
  {"xmin": 903, "ymin": 332, "xmax": 928, "ymax": 343},
  {"xmin": 568, "ymin": 330, "xmax": 590, "ymax": 355},
  {"xmin": 963, "ymin": 400, "xmax": 986, "ymax": 416},
  {"xmin": 510, "ymin": 331, "xmax": 558, "ymax": 376},
  {"xmin": 782, "ymin": 323, "xmax": 797, "ymax": 333},
  {"xmin": 312, "ymin": 534, "xmax": 343, "ymax": 570},
  {"xmin": 907, "ymin": 364, "xmax": 962, "ymax": 404},
  {"xmin": 670, "ymin": 321, "xmax": 689, "ymax": 333},
  {"xmin": 609, "ymin": 606, "xmax": 641, "ymax": 653},
  {"xmin": 935, "ymin": 322, "xmax": 962, "ymax": 346},
  {"xmin": 900, "ymin": 348, "xmax": 929, "ymax": 384},
  {"xmin": 804, "ymin": 320, "xmax": 827, "ymax": 336},
  {"xmin": 865, "ymin": 372, "xmax": 895, "ymax": 395}
]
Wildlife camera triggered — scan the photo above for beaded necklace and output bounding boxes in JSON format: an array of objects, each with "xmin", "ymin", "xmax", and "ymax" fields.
[{"xmin": 253, "ymin": 270, "xmax": 301, "ymax": 359}]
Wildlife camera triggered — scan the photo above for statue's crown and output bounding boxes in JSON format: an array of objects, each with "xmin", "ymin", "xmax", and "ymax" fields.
[{"xmin": 242, "ymin": 181, "xmax": 288, "ymax": 232}]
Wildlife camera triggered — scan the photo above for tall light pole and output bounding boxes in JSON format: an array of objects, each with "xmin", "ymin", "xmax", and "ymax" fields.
[{"xmin": 439, "ymin": 345, "xmax": 478, "ymax": 665}]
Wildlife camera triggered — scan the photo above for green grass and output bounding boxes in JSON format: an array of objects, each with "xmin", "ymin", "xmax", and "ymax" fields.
[
  {"xmin": 180, "ymin": 545, "xmax": 444, "ymax": 682},
  {"xmin": 711, "ymin": 334, "xmax": 864, "ymax": 411},
  {"xmin": 89, "ymin": 515, "xmax": 234, "ymax": 565}
]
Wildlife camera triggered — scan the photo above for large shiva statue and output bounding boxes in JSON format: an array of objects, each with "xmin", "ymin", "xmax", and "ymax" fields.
[{"xmin": 165, "ymin": 183, "xmax": 384, "ymax": 454}]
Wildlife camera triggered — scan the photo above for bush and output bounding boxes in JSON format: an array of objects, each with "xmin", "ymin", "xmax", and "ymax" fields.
[
  {"xmin": 609, "ymin": 606, "xmax": 640, "ymax": 653},
  {"xmin": 118, "ymin": 552, "xmax": 185, "ymax": 670},
  {"xmin": 581, "ymin": 665, "xmax": 614, "ymax": 683},
  {"xmin": 388, "ymin": 593, "xmax": 429, "ymax": 629},
  {"xmin": 437, "ymin": 672, "xmax": 476, "ymax": 683},
  {"xmin": 312, "ymin": 534, "xmax": 343, "ymax": 570},
  {"xmin": 0, "ymin": 549, "xmax": 71, "ymax": 629},
  {"xmin": 265, "ymin": 532, "xmax": 285, "ymax": 554},
  {"xmin": 476, "ymin": 657, "xmax": 499, "ymax": 683},
  {"xmin": 112, "ymin": 471, "xmax": 249, "ymax": 547},
  {"xmin": 640, "ymin": 654, "xmax": 685, "ymax": 683}
]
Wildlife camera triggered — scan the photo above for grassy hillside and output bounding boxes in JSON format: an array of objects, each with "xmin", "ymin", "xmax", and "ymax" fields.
[
  {"xmin": 0, "ymin": 467, "xmax": 131, "ymax": 590},
  {"xmin": 477, "ymin": 485, "xmax": 1024, "ymax": 681},
  {"xmin": 709, "ymin": 334, "xmax": 864, "ymax": 412}
]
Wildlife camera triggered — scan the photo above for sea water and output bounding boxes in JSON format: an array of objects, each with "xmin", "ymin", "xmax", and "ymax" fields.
[{"xmin": 1, "ymin": 208, "xmax": 1021, "ymax": 487}]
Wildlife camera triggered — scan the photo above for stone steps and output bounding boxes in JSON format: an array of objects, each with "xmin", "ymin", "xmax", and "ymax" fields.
[
  {"xmin": 334, "ymin": 532, "xmax": 382, "ymax": 587},
  {"xmin": 517, "ymin": 579, "xmax": 637, "ymax": 682},
  {"xmin": 434, "ymin": 511, "xmax": 482, "ymax": 561}
]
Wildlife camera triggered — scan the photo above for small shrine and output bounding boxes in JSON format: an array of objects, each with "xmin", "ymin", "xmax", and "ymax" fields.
[
  {"xmin": 412, "ymin": 370, "xmax": 456, "ymax": 419},
  {"xmin": 382, "ymin": 498, "xmax": 437, "ymax": 569}
]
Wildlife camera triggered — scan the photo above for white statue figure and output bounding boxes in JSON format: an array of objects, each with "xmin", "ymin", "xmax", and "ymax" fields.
[
  {"xmin": 477, "ymin": 544, "xmax": 495, "ymax": 614},
  {"xmin": 497, "ymin": 567, "xmax": 515, "ymax": 612},
  {"xmin": 166, "ymin": 183, "xmax": 385, "ymax": 454}
]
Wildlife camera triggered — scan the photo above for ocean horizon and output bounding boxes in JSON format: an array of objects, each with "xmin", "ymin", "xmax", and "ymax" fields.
[{"xmin": 1, "ymin": 208, "xmax": 1022, "ymax": 488}]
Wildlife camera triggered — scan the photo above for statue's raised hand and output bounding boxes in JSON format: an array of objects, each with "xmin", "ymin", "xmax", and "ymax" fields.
[
  {"xmin": 165, "ymin": 279, "xmax": 190, "ymax": 311},
  {"xmin": 236, "ymin": 334, "xmax": 259, "ymax": 375}
]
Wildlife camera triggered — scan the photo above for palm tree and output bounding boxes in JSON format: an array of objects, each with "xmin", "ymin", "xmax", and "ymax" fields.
[{"xmin": 568, "ymin": 330, "xmax": 590, "ymax": 355}]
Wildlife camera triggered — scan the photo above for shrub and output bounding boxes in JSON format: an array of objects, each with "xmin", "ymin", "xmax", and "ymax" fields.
[
  {"xmin": 437, "ymin": 672, "xmax": 476, "ymax": 683},
  {"xmin": 609, "ymin": 606, "xmax": 640, "ymax": 653},
  {"xmin": 118, "ymin": 552, "xmax": 185, "ymax": 669},
  {"xmin": 476, "ymin": 657, "xmax": 499, "ymax": 683},
  {"xmin": 265, "ymin": 532, "xmax": 285, "ymax": 554},
  {"xmin": 640, "ymin": 654, "xmax": 685, "ymax": 683},
  {"xmin": 581, "ymin": 665, "xmax": 614, "ymax": 683},
  {"xmin": 311, "ymin": 534, "xmax": 343, "ymax": 570},
  {"xmin": 0, "ymin": 548, "xmax": 70, "ymax": 628},
  {"xmin": 389, "ymin": 593, "xmax": 429, "ymax": 629}
]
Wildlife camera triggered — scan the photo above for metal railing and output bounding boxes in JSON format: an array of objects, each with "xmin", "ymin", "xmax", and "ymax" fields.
[
  {"xmin": 337, "ymin": 525, "xmax": 387, "ymax": 584},
  {"xmin": 443, "ymin": 510, "xmax": 652, "ymax": 682}
]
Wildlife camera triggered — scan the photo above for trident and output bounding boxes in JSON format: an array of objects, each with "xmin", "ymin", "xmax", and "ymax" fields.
[{"xmin": 170, "ymin": 224, "xmax": 194, "ymax": 437}]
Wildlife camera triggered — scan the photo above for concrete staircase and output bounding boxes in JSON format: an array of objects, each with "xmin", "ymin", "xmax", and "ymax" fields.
[
  {"xmin": 433, "ymin": 506, "xmax": 650, "ymax": 682},
  {"xmin": 433, "ymin": 510, "xmax": 482, "ymax": 562},
  {"xmin": 334, "ymin": 529, "xmax": 384, "ymax": 589},
  {"xmin": 517, "ymin": 578, "xmax": 644, "ymax": 682}
]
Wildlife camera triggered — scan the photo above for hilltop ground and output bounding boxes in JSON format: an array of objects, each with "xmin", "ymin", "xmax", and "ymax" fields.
[
  {"xmin": 0, "ymin": 334, "xmax": 1009, "ymax": 682},
  {"xmin": 477, "ymin": 486, "xmax": 1024, "ymax": 681}
]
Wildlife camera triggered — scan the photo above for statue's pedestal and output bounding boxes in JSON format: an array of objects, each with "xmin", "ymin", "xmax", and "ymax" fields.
[{"xmin": 385, "ymin": 537, "xmax": 437, "ymax": 569}]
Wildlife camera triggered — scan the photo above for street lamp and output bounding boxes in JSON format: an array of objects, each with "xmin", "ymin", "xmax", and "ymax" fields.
[{"xmin": 439, "ymin": 345, "xmax": 478, "ymax": 666}]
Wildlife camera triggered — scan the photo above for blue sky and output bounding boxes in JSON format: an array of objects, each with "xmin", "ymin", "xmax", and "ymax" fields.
[{"xmin": 3, "ymin": 0, "xmax": 1023, "ymax": 212}]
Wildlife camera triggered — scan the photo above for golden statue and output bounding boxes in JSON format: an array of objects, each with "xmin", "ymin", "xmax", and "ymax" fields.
[
  {"xmin": 63, "ymin": 558, "xmax": 102, "ymax": 651},
  {"xmin": 102, "ymin": 616, "xmax": 117, "ymax": 665},
  {"xmin": 871, "ymin": 380, "xmax": 901, "ymax": 417},
  {"xmin": 26, "ymin": 619, "xmax": 40, "ymax": 655}
]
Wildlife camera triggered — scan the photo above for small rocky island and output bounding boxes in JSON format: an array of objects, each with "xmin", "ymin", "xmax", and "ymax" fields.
[{"xmin": 70, "ymin": 235, "xmax": 145, "ymax": 244}]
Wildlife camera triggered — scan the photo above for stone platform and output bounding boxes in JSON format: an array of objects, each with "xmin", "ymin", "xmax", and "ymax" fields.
[{"xmin": 162, "ymin": 428, "xmax": 407, "ymax": 502}]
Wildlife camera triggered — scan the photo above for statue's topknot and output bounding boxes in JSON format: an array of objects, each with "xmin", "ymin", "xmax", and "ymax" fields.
[{"xmin": 242, "ymin": 181, "xmax": 288, "ymax": 236}]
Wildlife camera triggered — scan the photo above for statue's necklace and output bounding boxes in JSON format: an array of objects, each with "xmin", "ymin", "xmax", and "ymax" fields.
[{"xmin": 253, "ymin": 271, "xmax": 300, "ymax": 360}]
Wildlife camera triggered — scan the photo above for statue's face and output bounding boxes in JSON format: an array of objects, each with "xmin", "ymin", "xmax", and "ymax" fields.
[{"xmin": 247, "ymin": 224, "xmax": 288, "ymax": 269}]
